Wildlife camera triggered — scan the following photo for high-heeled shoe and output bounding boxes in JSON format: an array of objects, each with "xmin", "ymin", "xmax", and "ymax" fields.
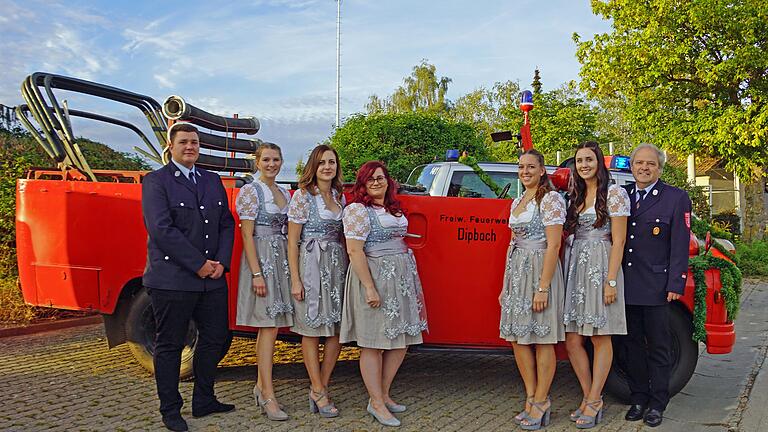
[
  {"xmin": 520, "ymin": 397, "xmax": 551, "ymax": 431},
  {"xmin": 309, "ymin": 388, "xmax": 339, "ymax": 418},
  {"xmin": 253, "ymin": 386, "xmax": 289, "ymax": 421},
  {"xmin": 575, "ymin": 397, "xmax": 604, "ymax": 429},
  {"xmin": 385, "ymin": 401, "xmax": 407, "ymax": 413},
  {"xmin": 514, "ymin": 396, "xmax": 534, "ymax": 425},
  {"xmin": 570, "ymin": 398, "xmax": 588, "ymax": 422},
  {"xmin": 367, "ymin": 400, "xmax": 401, "ymax": 427}
]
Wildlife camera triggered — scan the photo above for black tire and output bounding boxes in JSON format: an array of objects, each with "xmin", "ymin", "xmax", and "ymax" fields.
[
  {"xmin": 125, "ymin": 288, "xmax": 198, "ymax": 380},
  {"xmin": 605, "ymin": 304, "xmax": 699, "ymax": 403}
]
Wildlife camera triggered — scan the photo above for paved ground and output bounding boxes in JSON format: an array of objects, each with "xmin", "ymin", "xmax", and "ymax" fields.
[{"xmin": 1, "ymin": 281, "xmax": 766, "ymax": 432}]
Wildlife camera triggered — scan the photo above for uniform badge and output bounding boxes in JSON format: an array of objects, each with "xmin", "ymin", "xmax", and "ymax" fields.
[
  {"xmin": 685, "ymin": 212, "xmax": 691, "ymax": 229},
  {"xmin": 174, "ymin": 171, "xmax": 181, "ymax": 177},
  {"xmin": 652, "ymin": 189, "xmax": 658, "ymax": 196},
  {"xmin": 653, "ymin": 226, "xmax": 660, "ymax": 235}
]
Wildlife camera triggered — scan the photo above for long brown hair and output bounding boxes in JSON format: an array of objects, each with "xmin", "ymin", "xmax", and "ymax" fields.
[
  {"xmin": 351, "ymin": 161, "xmax": 403, "ymax": 216},
  {"xmin": 565, "ymin": 141, "xmax": 611, "ymax": 233},
  {"xmin": 520, "ymin": 149, "xmax": 554, "ymax": 205},
  {"xmin": 298, "ymin": 144, "xmax": 343, "ymax": 196}
]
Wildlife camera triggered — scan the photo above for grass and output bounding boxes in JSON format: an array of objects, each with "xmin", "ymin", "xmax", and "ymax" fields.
[{"xmin": 0, "ymin": 276, "xmax": 36, "ymax": 324}]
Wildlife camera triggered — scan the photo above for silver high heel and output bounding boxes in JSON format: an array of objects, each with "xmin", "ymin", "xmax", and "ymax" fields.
[
  {"xmin": 367, "ymin": 400, "xmax": 401, "ymax": 427},
  {"xmin": 520, "ymin": 397, "xmax": 551, "ymax": 430},
  {"xmin": 514, "ymin": 396, "xmax": 534, "ymax": 425},
  {"xmin": 570, "ymin": 398, "xmax": 588, "ymax": 422},
  {"xmin": 309, "ymin": 388, "xmax": 339, "ymax": 418},
  {"xmin": 575, "ymin": 397, "xmax": 604, "ymax": 429},
  {"xmin": 385, "ymin": 401, "xmax": 407, "ymax": 413},
  {"xmin": 254, "ymin": 386, "xmax": 288, "ymax": 421}
]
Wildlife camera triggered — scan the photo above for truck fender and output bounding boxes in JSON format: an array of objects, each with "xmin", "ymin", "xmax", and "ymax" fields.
[{"xmin": 102, "ymin": 277, "xmax": 144, "ymax": 348}]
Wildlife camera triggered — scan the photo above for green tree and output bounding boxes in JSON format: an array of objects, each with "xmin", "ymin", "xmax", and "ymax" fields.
[
  {"xmin": 295, "ymin": 157, "xmax": 305, "ymax": 180},
  {"xmin": 366, "ymin": 60, "xmax": 452, "ymax": 115},
  {"xmin": 575, "ymin": 0, "xmax": 768, "ymax": 239},
  {"xmin": 327, "ymin": 113, "xmax": 488, "ymax": 182}
]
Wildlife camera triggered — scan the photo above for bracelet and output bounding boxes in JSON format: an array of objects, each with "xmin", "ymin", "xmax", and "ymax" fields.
[
  {"xmin": 537, "ymin": 287, "xmax": 549, "ymax": 293},
  {"xmin": 252, "ymin": 272, "xmax": 262, "ymax": 278}
]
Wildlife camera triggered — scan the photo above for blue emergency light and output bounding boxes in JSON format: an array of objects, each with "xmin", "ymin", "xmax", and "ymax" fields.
[
  {"xmin": 446, "ymin": 149, "xmax": 460, "ymax": 161},
  {"xmin": 610, "ymin": 155, "xmax": 631, "ymax": 171}
]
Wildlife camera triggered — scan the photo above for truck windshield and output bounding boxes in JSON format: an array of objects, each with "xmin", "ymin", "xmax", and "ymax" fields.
[
  {"xmin": 448, "ymin": 171, "xmax": 521, "ymax": 199},
  {"xmin": 407, "ymin": 164, "xmax": 441, "ymax": 192}
]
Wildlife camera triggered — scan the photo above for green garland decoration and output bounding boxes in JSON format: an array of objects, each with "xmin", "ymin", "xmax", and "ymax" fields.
[
  {"xmin": 690, "ymin": 216, "xmax": 738, "ymax": 262},
  {"xmin": 458, "ymin": 154, "xmax": 510, "ymax": 198},
  {"xmin": 688, "ymin": 253, "xmax": 742, "ymax": 343}
]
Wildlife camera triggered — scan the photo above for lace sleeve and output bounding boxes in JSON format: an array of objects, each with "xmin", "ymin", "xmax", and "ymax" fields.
[
  {"xmin": 343, "ymin": 203, "xmax": 371, "ymax": 240},
  {"xmin": 236, "ymin": 183, "xmax": 259, "ymax": 220},
  {"xmin": 608, "ymin": 185, "xmax": 631, "ymax": 217},
  {"xmin": 540, "ymin": 191, "xmax": 566, "ymax": 226},
  {"xmin": 287, "ymin": 189, "xmax": 310, "ymax": 224}
]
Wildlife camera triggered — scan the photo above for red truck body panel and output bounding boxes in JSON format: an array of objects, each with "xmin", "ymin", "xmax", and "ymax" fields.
[{"xmin": 16, "ymin": 177, "xmax": 734, "ymax": 355}]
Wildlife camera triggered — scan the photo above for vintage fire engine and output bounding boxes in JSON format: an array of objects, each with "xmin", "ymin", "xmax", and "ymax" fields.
[{"xmin": 12, "ymin": 73, "xmax": 735, "ymax": 401}]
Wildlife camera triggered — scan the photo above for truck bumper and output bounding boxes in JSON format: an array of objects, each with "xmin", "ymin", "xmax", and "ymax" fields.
[{"xmin": 705, "ymin": 322, "xmax": 735, "ymax": 354}]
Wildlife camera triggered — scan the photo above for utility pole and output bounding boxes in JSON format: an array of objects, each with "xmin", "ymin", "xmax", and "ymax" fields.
[{"xmin": 335, "ymin": 0, "xmax": 341, "ymax": 129}]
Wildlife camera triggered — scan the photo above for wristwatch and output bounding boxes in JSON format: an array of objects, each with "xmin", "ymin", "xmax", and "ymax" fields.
[
  {"xmin": 608, "ymin": 279, "xmax": 617, "ymax": 287},
  {"xmin": 252, "ymin": 272, "xmax": 262, "ymax": 278}
]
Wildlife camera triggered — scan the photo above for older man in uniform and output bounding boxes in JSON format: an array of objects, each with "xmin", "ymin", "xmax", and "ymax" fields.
[
  {"xmin": 621, "ymin": 143, "xmax": 692, "ymax": 427},
  {"xmin": 142, "ymin": 123, "xmax": 235, "ymax": 431}
]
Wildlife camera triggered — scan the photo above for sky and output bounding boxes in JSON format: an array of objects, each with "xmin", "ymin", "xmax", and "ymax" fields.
[{"xmin": 0, "ymin": 0, "xmax": 612, "ymax": 175}]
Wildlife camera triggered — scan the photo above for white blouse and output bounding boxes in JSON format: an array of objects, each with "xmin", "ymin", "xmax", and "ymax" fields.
[
  {"xmin": 508, "ymin": 191, "xmax": 567, "ymax": 226},
  {"xmin": 342, "ymin": 203, "xmax": 408, "ymax": 241},
  {"xmin": 235, "ymin": 179, "xmax": 291, "ymax": 220},
  {"xmin": 287, "ymin": 187, "xmax": 346, "ymax": 223},
  {"xmin": 580, "ymin": 185, "xmax": 632, "ymax": 217}
]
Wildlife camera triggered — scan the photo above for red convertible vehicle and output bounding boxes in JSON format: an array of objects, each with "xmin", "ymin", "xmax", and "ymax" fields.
[{"xmin": 12, "ymin": 73, "xmax": 735, "ymax": 401}]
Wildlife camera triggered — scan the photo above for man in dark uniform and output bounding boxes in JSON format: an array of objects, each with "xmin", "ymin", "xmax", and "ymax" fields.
[
  {"xmin": 142, "ymin": 123, "xmax": 236, "ymax": 431},
  {"xmin": 621, "ymin": 143, "xmax": 692, "ymax": 428}
]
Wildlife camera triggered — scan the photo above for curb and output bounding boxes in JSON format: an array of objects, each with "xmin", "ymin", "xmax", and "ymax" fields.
[{"xmin": 0, "ymin": 315, "xmax": 102, "ymax": 338}]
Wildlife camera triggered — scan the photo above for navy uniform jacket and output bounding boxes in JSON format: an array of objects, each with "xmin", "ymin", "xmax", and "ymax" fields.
[
  {"xmin": 622, "ymin": 181, "xmax": 692, "ymax": 306},
  {"xmin": 142, "ymin": 162, "xmax": 235, "ymax": 292}
]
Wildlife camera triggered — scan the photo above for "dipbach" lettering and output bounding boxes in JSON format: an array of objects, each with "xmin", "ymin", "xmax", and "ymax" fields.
[{"xmin": 457, "ymin": 227, "xmax": 497, "ymax": 243}]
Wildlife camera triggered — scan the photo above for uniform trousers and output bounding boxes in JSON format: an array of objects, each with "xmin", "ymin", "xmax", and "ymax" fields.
[
  {"xmin": 149, "ymin": 287, "xmax": 229, "ymax": 417},
  {"xmin": 623, "ymin": 303, "xmax": 672, "ymax": 411}
]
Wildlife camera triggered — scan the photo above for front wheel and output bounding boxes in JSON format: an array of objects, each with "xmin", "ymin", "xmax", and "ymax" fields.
[
  {"xmin": 124, "ymin": 288, "xmax": 198, "ymax": 380},
  {"xmin": 605, "ymin": 304, "xmax": 699, "ymax": 403}
]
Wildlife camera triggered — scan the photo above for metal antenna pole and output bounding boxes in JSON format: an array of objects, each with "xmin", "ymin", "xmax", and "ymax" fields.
[{"xmin": 335, "ymin": 0, "xmax": 341, "ymax": 128}]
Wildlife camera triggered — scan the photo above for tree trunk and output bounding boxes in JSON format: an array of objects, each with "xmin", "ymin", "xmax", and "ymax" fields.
[{"xmin": 742, "ymin": 176, "xmax": 767, "ymax": 241}]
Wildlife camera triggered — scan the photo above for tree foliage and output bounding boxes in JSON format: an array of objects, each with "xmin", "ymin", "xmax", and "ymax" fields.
[
  {"xmin": 366, "ymin": 60, "xmax": 452, "ymax": 115},
  {"xmin": 327, "ymin": 113, "xmax": 488, "ymax": 182},
  {"xmin": 575, "ymin": 0, "xmax": 768, "ymax": 239}
]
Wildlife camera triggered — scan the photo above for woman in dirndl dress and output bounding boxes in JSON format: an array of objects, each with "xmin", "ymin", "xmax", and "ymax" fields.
[
  {"xmin": 340, "ymin": 161, "xmax": 428, "ymax": 428},
  {"xmin": 498, "ymin": 149, "xmax": 566, "ymax": 430},
  {"xmin": 563, "ymin": 141, "xmax": 630, "ymax": 429},
  {"xmin": 235, "ymin": 143, "xmax": 293, "ymax": 421},
  {"xmin": 286, "ymin": 144, "xmax": 348, "ymax": 418}
]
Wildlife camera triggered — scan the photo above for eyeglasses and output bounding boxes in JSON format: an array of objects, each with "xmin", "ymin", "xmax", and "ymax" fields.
[{"xmin": 366, "ymin": 175, "xmax": 387, "ymax": 185}]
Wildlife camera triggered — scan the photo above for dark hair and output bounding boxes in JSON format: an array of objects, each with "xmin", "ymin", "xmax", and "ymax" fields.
[
  {"xmin": 351, "ymin": 161, "xmax": 403, "ymax": 216},
  {"xmin": 298, "ymin": 145, "xmax": 343, "ymax": 196},
  {"xmin": 169, "ymin": 123, "xmax": 198, "ymax": 143},
  {"xmin": 565, "ymin": 141, "xmax": 611, "ymax": 233},
  {"xmin": 519, "ymin": 149, "xmax": 554, "ymax": 205},
  {"xmin": 252, "ymin": 143, "xmax": 283, "ymax": 173}
]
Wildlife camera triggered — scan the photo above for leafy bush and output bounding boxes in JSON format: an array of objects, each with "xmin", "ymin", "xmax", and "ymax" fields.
[
  {"xmin": 661, "ymin": 163, "xmax": 710, "ymax": 222},
  {"xmin": 328, "ymin": 112, "xmax": 488, "ymax": 182},
  {"xmin": 736, "ymin": 240, "xmax": 768, "ymax": 278}
]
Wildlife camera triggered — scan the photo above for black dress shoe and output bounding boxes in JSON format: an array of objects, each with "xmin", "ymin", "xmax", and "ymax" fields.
[
  {"xmin": 625, "ymin": 404, "xmax": 646, "ymax": 421},
  {"xmin": 644, "ymin": 409, "xmax": 664, "ymax": 427},
  {"xmin": 192, "ymin": 400, "xmax": 236, "ymax": 418},
  {"xmin": 161, "ymin": 413, "xmax": 188, "ymax": 432}
]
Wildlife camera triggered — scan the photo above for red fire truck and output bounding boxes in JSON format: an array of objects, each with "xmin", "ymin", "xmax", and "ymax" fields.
[{"xmin": 12, "ymin": 73, "xmax": 735, "ymax": 401}]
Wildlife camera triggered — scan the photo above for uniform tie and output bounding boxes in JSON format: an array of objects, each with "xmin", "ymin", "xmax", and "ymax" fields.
[
  {"xmin": 188, "ymin": 170, "xmax": 197, "ymax": 185},
  {"xmin": 637, "ymin": 189, "xmax": 647, "ymax": 208}
]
